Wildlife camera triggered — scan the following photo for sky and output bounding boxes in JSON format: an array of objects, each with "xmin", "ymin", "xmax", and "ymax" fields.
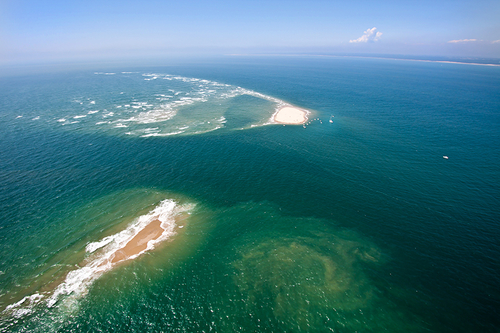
[{"xmin": 1, "ymin": 0, "xmax": 499, "ymax": 65}]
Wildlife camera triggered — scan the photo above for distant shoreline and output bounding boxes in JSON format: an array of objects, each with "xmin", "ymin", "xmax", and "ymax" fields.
[
  {"xmin": 229, "ymin": 53, "xmax": 500, "ymax": 67},
  {"xmin": 339, "ymin": 55, "xmax": 500, "ymax": 67}
]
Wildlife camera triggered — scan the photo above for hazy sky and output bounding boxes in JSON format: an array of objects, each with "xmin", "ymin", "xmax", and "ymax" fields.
[{"xmin": 1, "ymin": 0, "xmax": 499, "ymax": 65}]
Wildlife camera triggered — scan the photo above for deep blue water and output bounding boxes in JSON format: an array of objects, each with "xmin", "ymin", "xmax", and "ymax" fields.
[{"xmin": 0, "ymin": 56, "xmax": 499, "ymax": 332}]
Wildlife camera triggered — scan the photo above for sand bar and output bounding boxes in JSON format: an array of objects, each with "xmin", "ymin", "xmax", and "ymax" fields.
[
  {"xmin": 110, "ymin": 211, "xmax": 190, "ymax": 264},
  {"xmin": 111, "ymin": 219, "xmax": 164, "ymax": 263},
  {"xmin": 273, "ymin": 106, "xmax": 308, "ymax": 125}
]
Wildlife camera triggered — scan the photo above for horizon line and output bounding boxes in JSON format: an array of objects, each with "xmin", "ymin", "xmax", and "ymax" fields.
[{"xmin": 227, "ymin": 53, "xmax": 500, "ymax": 67}]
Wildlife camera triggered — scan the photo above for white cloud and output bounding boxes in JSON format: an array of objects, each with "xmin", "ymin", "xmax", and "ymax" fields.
[
  {"xmin": 447, "ymin": 39, "xmax": 477, "ymax": 43},
  {"xmin": 448, "ymin": 39, "xmax": 500, "ymax": 44},
  {"xmin": 349, "ymin": 27, "xmax": 383, "ymax": 43}
]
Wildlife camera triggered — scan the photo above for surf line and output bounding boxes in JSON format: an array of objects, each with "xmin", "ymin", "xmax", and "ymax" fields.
[{"xmin": 4, "ymin": 199, "xmax": 195, "ymax": 317}]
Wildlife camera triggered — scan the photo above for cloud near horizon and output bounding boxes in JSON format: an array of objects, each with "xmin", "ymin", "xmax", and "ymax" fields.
[
  {"xmin": 448, "ymin": 39, "xmax": 500, "ymax": 44},
  {"xmin": 448, "ymin": 39, "xmax": 477, "ymax": 43},
  {"xmin": 349, "ymin": 27, "xmax": 383, "ymax": 43}
]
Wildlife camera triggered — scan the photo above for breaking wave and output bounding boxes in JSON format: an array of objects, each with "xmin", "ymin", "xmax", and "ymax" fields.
[{"xmin": 49, "ymin": 72, "xmax": 302, "ymax": 137}]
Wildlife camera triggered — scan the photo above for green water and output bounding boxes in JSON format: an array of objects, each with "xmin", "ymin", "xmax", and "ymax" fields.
[{"xmin": 1, "ymin": 56, "xmax": 499, "ymax": 332}]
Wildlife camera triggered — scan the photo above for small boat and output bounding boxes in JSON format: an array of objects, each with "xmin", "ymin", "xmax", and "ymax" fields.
[{"xmin": 443, "ymin": 156, "xmax": 449, "ymax": 159}]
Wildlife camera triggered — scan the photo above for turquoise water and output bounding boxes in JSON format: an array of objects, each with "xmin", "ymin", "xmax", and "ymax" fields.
[{"xmin": 0, "ymin": 56, "xmax": 499, "ymax": 332}]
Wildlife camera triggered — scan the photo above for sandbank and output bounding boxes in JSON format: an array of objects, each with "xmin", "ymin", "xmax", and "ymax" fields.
[
  {"xmin": 273, "ymin": 106, "xmax": 308, "ymax": 125},
  {"xmin": 111, "ymin": 219, "xmax": 164, "ymax": 263},
  {"xmin": 110, "ymin": 212, "xmax": 190, "ymax": 264}
]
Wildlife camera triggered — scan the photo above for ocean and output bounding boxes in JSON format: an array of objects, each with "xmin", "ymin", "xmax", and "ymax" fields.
[{"xmin": 0, "ymin": 56, "xmax": 499, "ymax": 332}]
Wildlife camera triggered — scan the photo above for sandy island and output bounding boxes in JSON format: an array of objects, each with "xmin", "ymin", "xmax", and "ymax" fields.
[
  {"xmin": 111, "ymin": 219, "xmax": 164, "ymax": 263},
  {"xmin": 3, "ymin": 205, "xmax": 193, "ymax": 314},
  {"xmin": 110, "ymin": 212, "xmax": 190, "ymax": 264},
  {"xmin": 273, "ymin": 106, "xmax": 308, "ymax": 125}
]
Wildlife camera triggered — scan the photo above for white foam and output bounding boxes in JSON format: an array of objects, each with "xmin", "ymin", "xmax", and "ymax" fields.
[
  {"xmin": 45, "ymin": 199, "xmax": 195, "ymax": 308},
  {"xmin": 143, "ymin": 127, "xmax": 159, "ymax": 133},
  {"xmin": 16, "ymin": 115, "xmax": 23, "ymax": 119},
  {"xmin": 32, "ymin": 116, "xmax": 40, "ymax": 120},
  {"xmin": 57, "ymin": 118, "xmax": 66, "ymax": 122},
  {"xmin": 64, "ymin": 73, "xmax": 293, "ymax": 137},
  {"xmin": 85, "ymin": 236, "xmax": 113, "ymax": 253},
  {"xmin": 118, "ymin": 108, "xmax": 177, "ymax": 124},
  {"xmin": 143, "ymin": 74, "xmax": 159, "ymax": 80},
  {"xmin": 3, "ymin": 293, "xmax": 44, "ymax": 318},
  {"xmin": 74, "ymin": 115, "xmax": 87, "ymax": 119},
  {"xmin": 190, "ymin": 125, "xmax": 223, "ymax": 135},
  {"xmin": 141, "ymin": 131, "xmax": 185, "ymax": 137}
]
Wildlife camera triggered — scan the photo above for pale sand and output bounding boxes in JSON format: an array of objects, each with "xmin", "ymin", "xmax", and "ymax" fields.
[
  {"xmin": 111, "ymin": 219, "xmax": 164, "ymax": 263},
  {"xmin": 110, "ymin": 212, "xmax": 190, "ymax": 264},
  {"xmin": 2, "ymin": 212, "xmax": 191, "ymax": 313},
  {"xmin": 273, "ymin": 106, "xmax": 308, "ymax": 125}
]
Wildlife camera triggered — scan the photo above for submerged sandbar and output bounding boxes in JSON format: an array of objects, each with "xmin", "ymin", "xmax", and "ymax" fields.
[{"xmin": 272, "ymin": 106, "xmax": 308, "ymax": 125}]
